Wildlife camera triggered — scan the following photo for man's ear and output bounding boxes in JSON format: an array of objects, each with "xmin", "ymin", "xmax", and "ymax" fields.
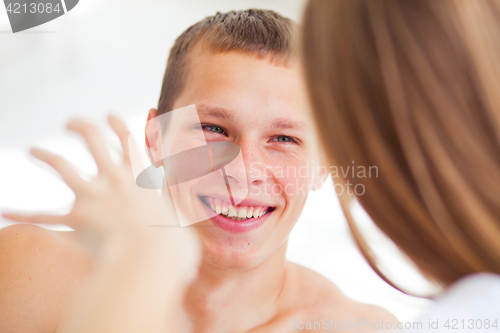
[
  {"xmin": 311, "ymin": 154, "xmax": 330, "ymax": 192},
  {"xmin": 144, "ymin": 108, "xmax": 163, "ymax": 168}
]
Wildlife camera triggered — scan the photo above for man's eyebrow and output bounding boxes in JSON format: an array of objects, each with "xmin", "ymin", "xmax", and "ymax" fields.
[
  {"xmin": 270, "ymin": 117, "xmax": 307, "ymax": 130},
  {"xmin": 197, "ymin": 104, "xmax": 239, "ymax": 122},
  {"xmin": 196, "ymin": 105, "xmax": 306, "ymax": 130}
]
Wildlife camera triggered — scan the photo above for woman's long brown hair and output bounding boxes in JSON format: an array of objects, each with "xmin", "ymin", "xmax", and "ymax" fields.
[{"xmin": 301, "ymin": 0, "xmax": 500, "ymax": 292}]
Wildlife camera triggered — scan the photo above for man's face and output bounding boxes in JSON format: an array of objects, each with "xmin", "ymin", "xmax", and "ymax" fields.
[{"xmin": 150, "ymin": 49, "xmax": 324, "ymax": 269}]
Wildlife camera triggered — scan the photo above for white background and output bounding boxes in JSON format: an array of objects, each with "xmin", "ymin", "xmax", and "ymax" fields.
[{"xmin": 0, "ymin": 0, "xmax": 432, "ymax": 323}]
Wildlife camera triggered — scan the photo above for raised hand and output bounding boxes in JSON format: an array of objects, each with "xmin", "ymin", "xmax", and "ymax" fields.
[
  {"xmin": 2, "ymin": 115, "xmax": 200, "ymax": 333},
  {"xmin": 2, "ymin": 115, "xmax": 199, "ymax": 260}
]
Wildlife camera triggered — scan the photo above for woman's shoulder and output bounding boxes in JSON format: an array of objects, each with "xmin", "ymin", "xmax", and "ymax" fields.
[
  {"xmin": 409, "ymin": 273, "xmax": 500, "ymax": 333},
  {"xmin": 273, "ymin": 261, "xmax": 398, "ymax": 332}
]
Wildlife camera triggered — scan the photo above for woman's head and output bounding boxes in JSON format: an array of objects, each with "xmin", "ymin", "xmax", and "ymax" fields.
[{"xmin": 301, "ymin": 0, "xmax": 500, "ymax": 288}]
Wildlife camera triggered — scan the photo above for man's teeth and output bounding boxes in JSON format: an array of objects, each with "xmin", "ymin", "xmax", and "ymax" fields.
[
  {"xmin": 205, "ymin": 198, "xmax": 269, "ymax": 220},
  {"xmin": 228, "ymin": 207, "xmax": 238, "ymax": 217}
]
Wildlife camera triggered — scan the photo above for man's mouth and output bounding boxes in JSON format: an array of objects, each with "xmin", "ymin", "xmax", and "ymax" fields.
[{"xmin": 200, "ymin": 196, "xmax": 275, "ymax": 222}]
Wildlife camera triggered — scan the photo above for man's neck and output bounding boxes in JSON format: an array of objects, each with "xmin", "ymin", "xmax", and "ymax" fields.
[{"xmin": 183, "ymin": 242, "xmax": 289, "ymax": 333}]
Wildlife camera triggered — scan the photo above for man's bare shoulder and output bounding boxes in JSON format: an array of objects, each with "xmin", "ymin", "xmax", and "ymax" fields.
[
  {"xmin": 0, "ymin": 224, "xmax": 94, "ymax": 333},
  {"xmin": 272, "ymin": 262, "xmax": 398, "ymax": 332}
]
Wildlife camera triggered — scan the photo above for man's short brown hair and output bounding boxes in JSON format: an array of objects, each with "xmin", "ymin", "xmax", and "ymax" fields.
[{"xmin": 156, "ymin": 9, "xmax": 296, "ymax": 116}]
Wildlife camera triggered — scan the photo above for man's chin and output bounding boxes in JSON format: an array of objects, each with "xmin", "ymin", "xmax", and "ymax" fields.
[{"xmin": 200, "ymin": 243, "xmax": 264, "ymax": 270}]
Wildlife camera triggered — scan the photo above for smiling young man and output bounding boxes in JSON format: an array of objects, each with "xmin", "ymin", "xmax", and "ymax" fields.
[
  {"xmin": 144, "ymin": 9, "xmax": 397, "ymax": 332},
  {"xmin": 0, "ymin": 9, "xmax": 397, "ymax": 333}
]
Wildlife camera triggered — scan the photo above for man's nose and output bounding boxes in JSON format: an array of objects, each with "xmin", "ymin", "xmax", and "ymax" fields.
[{"xmin": 223, "ymin": 141, "xmax": 269, "ymax": 187}]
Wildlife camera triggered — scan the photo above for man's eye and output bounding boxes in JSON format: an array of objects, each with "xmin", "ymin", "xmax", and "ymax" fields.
[
  {"xmin": 271, "ymin": 135, "xmax": 297, "ymax": 144},
  {"xmin": 203, "ymin": 125, "xmax": 226, "ymax": 135}
]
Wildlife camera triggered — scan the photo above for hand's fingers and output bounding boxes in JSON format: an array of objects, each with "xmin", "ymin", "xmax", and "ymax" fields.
[
  {"xmin": 108, "ymin": 114, "xmax": 131, "ymax": 165},
  {"xmin": 2, "ymin": 212, "xmax": 67, "ymax": 225},
  {"xmin": 31, "ymin": 147, "xmax": 86, "ymax": 191},
  {"xmin": 67, "ymin": 119, "xmax": 114, "ymax": 173}
]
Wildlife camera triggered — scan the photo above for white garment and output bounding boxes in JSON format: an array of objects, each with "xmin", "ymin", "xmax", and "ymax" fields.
[{"xmin": 405, "ymin": 272, "xmax": 500, "ymax": 332}]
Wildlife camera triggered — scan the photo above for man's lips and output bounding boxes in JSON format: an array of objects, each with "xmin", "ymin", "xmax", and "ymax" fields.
[
  {"xmin": 198, "ymin": 195, "xmax": 276, "ymax": 232},
  {"xmin": 200, "ymin": 193, "xmax": 274, "ymax": 208},
  {"xmin": 199, "ymin": 195, "xmax": 275, "ymax": 220},
  {"xmin": 199, "ymin": 200, "xmax": 271, "ymax": 233}
]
